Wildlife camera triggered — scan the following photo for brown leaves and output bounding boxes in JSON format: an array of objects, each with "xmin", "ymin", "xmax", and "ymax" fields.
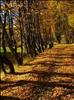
[{"xmin": 1, "ymin": 44, "xmax": 74, "ymax": 100}]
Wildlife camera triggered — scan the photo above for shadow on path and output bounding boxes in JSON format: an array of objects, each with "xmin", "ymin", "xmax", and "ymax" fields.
[
  {"xmin": 1, "ymin": 79, "xmax": 74, "ymax": 91},
  {"xmin": 0, "ymin": 96, "xmax": 20, "ymax": 100}
]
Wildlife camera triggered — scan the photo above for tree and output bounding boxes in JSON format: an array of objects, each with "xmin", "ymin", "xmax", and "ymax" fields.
[{"xmin": 0, "ymin": 54, "xmax": 15, "ymax": 74}]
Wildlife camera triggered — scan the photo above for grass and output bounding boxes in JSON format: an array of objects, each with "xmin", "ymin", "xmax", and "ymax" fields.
[{"xmin": 0, "ymin": 47, "xmax": 23, "ymax": 53}]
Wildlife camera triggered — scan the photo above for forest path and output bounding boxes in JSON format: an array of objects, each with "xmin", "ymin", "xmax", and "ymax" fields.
[{"xmin": 1, "ymin": 44, "xmax": 74, "ymax": 100}]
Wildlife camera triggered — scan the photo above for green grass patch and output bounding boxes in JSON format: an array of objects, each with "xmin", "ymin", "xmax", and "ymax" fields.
[{"xmin": 0, "ymin": 47, "xmax": 25, "ymax": 53}]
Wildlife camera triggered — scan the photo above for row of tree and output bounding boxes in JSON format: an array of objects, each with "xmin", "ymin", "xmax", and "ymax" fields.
[{"xmin": 0, "ymin": 0, "xmax": 74, "ymax": 73}]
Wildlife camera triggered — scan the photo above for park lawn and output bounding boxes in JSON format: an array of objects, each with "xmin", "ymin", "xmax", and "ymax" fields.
[{"xmin": 0, "ymin": 47, "xmax": 24, "ymax": 53}]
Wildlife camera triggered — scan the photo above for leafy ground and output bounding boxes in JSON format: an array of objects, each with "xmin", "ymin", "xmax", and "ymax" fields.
[{"xmin": 0, "ymin": 44, "xmax": 74, "ymax": 100}]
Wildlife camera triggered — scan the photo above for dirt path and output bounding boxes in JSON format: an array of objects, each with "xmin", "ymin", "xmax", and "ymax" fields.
[{"xmin": 0, "ymin": 44, "xmax": 74, "ymax": 100}]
